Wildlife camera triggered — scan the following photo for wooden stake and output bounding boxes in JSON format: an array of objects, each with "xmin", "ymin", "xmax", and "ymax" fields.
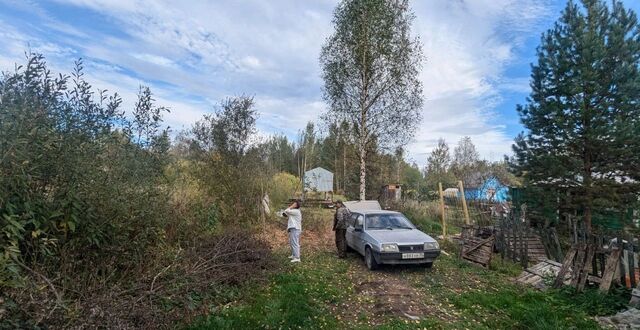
[
  {"xmin": 571, "ymin": 244, "xmax": 587, "ymax": 287},
  {"xmin": 438, "ymin": 182, "xmax": 446, "ymax": 239},
  {"xmin": 458, "ymin": 180, "xmax": 470, "ymax": 225},
  {"xmin": 553, "ymin": 246, "xmax": 578, "ymax": 289},
  {"xmin": 577, "ymin": 243, "xmax": 595, "ymax": 292},
  {"xmin": 600, "ymin": 248, "xmax": 622, "ymax": 293}
]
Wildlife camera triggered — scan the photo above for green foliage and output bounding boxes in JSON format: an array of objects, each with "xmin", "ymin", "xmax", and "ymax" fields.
[
  {"xmin": 550, "ymin": 285, "xmax": 630, "ymax": 317},
  {"xmin": 262, "ymin": 135, "xmax": 296, "ymax": 174},
  {"xmin": 0, "ymin": 53, "xmax": 171, "ymax": 286},
  {"xmin": 424, "ymin": 138, "xmax": 456, "ymax": 191},
  {"xmin": 401, "ymin": 201, "xmax": 442, "ymax": 236},
  {"xmin": 451, "ymin": 287, "xmax": 601, "ymax": 329},
  {"xmin": 191, "ymin": 253, "xmax": 347, "ymax": 329},
  {"xmin": 512, "ymin": 0, "xmax": 640, "ymax": 230},
  {"xmin": 451, "ymin": 136, "xmax": 480, "ymax": 187},
  {"xmin": 187, "ymin": 96, "xmax": 270, "ymax": 225},
  {"xmin": 320, "ymin": 0, "xmax": 424, "ymax": 199},
  {"xmin": 269, "ymin": 172, "xmax": 299, "ymax": 209}
]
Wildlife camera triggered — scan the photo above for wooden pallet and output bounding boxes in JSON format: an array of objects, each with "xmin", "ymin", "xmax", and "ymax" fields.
[
  {"xmin": 518, "ymin": 259, "xmax": 602, "ymax": 290},
  {"xmin": 503, "ymin": 233, "xmax": 547, "ymax": 263},
  {"xmin": 462, "ymin": 236, "xmax": 494, "ymax": 267}
]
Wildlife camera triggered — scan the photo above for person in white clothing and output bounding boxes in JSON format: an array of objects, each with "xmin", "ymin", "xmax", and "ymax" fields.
[{"xmin": 282, "ymin": 199, "xmax": 302, "ymax": 263}]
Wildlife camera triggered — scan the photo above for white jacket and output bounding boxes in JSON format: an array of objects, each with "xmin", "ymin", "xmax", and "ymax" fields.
[{"xmin": 284, "ymin": 207, "xmax": 302, "ymax": 230}]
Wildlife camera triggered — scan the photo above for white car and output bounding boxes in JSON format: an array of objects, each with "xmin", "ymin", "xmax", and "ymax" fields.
[{"xmin": 345, "ymin": 209, "xmax": 441, "ymax": 270}]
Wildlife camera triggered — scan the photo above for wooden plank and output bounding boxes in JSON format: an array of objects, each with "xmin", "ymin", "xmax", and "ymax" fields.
[
  {"xmin": 438, "ymin": 182, "xmax": 446, "ymax": 239},
  {"xmin": 600, "ymin": 248, "xmax": 623, "ymax": 293},
  {"xmin": 462, "ymin": 236, "xmax": 494, "ymax": 267},
  {"xmin": 552, "ymin": 227, "xmax": 563, "ymax": 261},
  {"xmin": 458, "ymin": 181, "xmax": 470, "ymax": 225},
  {"xmin": 570, "ymin": 244, "xmax": 586, "ymax": 287},
  {"xmin": 463, "ymin": 237, "xmax": 495, "ymax": 255},
  {"xmin": 577, "ymin": 243, "xmax": 595, "ymax": 292},
  {"xmin": 553, "ymin": 246, "xmax": 577, "ymax": 289},
  {"xmin": 628, "ymin": 234, "xmax": 635, "ymax": 288}
]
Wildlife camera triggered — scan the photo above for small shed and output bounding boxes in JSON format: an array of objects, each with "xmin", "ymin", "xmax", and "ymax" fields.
[
  {"xmin": 380, "ymin": 184, "xmax": 402, "ymax": 209},
  {"xmin": 381, "ymin": 184, "xmax": 402, "ymax": 202},
  {"xmin": 304, "ymin": 167, "xmax": 333, "ymax": 192},
  {"xmin": 443, "ymin": 188, "xmax": 459, "ymax": 198}
]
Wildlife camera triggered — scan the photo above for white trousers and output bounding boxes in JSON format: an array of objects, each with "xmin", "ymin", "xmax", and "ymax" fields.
[{"xmin": 288, "ymin": 228, "xmax": 301, "ymax": 258}]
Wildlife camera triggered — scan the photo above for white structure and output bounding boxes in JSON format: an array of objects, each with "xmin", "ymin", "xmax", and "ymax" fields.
[
  {"xmin": 443, "ymin": 188, "xmax": 459, "ymax": 198},
  {"xmin": 344, "ymin": 200, "xmax": 382, "ymax": 211},
  {"xmin": 304, "ymin": 167, "xmax": 333, "ymax": 192}
]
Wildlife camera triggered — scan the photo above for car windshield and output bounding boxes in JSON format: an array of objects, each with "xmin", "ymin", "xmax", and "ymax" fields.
[{"xmin": 365, "ymin": 214, "xmax": 415, "ymax": 230}]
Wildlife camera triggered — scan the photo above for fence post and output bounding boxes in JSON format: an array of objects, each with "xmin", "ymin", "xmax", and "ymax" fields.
[
  {"xmin": 458, "ymin": 180, "xmax": 471, "ymax": 225},
  {"xmin": 438, "ymin": 182, "xmax": 446, "ymax": 239}
]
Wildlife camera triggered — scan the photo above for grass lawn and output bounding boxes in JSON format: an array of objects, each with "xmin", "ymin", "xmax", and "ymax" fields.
[{"xmin": 189, "ymin": 209, "xmax": 628, "ymax": 329}]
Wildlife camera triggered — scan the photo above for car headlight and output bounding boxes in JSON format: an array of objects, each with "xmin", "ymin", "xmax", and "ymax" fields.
[
  {"xmin": 424, "ymin": 241, "xmax": 439, "ymax": 250},
  {"xmin": 381, "ymin": 243, "xmax": 399, "ymax": 253}
]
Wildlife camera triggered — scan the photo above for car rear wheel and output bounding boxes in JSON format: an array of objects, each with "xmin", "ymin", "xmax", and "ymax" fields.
[{"xmin": 365, "ymin": 247, "xmax": 379, "ymax": 270}]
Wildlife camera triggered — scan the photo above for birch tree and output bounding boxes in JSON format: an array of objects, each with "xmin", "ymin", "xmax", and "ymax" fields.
[{"xmin": 320, "ymin": 0, "xmax": 423, "ymax": 200}]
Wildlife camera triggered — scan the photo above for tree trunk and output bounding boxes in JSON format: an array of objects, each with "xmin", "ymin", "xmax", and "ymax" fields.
[
  {"xmin": 584, "ymin": 153, "xmax": 593, "ymax": 234},
  {"xmin": 343, "ymin": 144, "xmax": 346, "ymax": 192},
  {"xmin": 335, "ymin": 132, "xmax": 340, "ymax": 192},
  {"xmin": 359, "ymin": 146, "xmax": 366, "ymax": 201}
]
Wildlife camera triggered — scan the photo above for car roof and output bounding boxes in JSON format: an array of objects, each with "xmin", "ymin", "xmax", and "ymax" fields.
[
  {"xmin": 351, "ymin": 209, "xmax": 401, "ymax": 215},
  {"xmin": 343, "ymin": 200, "xmax": 382, "ymax": 211}
]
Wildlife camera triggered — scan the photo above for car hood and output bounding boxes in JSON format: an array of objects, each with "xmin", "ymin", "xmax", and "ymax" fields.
[{"xmin": 367, "ymin": 229, "xmax": 436, "ymax": 244}]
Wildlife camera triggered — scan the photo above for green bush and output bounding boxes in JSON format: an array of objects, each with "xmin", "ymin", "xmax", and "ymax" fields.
[
  {"xmin": 401, "ymin": 201, "xmax": 443, "ymax": 236},
  {"xmin": 0, "ymin": 54, "xmax": 171, "ymax": 286},
  {"xmin": 269, "ymin": 172, "xmax": 299, "ymax": 209}
]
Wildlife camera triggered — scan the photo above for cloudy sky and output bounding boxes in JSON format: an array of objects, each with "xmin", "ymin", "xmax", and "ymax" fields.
[{"xmin": 1, "ymin": 0, "xmax": 639, "ymax": 166}]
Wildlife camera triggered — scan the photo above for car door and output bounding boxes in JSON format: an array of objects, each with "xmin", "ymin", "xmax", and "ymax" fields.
[
  {"xmin": 345, "ymin": 212, "xmax": 358, "ymax": 250},
  {"xmin": 352, "ymin": 213, "xmax": 366, "ymax": 255}
]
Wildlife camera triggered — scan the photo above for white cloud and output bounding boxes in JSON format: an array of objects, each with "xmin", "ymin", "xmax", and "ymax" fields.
[
  {"xmin": 406, "ymin": 0, "xmax": 552, "ymax": 165},
  {"xmin": 0, "ymin": 0, "xmax": 556, "ymax": 167},
  {"xmin": 240, "ymin": 55, "xmax": 262, "ymax": 70},
  {"xmin": 131, "ymin": 53, "xmax": 176, "ymax": 68}
]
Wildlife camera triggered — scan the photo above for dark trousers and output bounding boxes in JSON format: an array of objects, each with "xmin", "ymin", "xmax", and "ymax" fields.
[{"xmin": 335, "ymin": 228, "xmax": 347, "ymax": 258}]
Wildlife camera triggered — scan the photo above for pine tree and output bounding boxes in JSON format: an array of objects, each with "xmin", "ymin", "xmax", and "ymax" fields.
[{"xmin": 512, "ymin": 0, "xmax": 640, "ymax": 233}]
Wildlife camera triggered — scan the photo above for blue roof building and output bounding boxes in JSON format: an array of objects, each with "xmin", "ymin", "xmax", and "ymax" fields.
[{"xmin": 464, "ymin": 177, "xmax": 510, "ymax": 203}]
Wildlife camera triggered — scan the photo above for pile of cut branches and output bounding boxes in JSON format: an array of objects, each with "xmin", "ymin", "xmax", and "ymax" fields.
[{"xmin": 1, "ymin": 228, "xmax": 275, "ymax": 329}]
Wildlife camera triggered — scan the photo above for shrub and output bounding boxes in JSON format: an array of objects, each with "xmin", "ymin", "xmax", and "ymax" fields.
[{"xmin": 269, "ymin": 172, "xmax": 299, "ymax": 210}]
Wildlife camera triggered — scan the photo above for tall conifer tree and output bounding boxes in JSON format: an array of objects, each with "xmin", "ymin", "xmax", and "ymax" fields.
[{"xmin": 512, "ymin": 0, "xmax": 640, "ymax": 232}]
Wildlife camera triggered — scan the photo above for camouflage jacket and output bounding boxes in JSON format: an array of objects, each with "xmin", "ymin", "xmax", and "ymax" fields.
[{"xmin": 333, "ymin": 206, "xmax": 352, "ymax": 230}]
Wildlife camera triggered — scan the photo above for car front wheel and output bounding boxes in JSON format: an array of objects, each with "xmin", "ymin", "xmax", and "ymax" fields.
[{"xmin": 365, "ymin": 247, "xmax": 379, "ymax": 270}]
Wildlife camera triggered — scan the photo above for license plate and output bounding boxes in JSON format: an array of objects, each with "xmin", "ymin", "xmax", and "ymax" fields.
[{"xmin": 401, "ymin": 253, "xmax": 424, "ymax": 259}]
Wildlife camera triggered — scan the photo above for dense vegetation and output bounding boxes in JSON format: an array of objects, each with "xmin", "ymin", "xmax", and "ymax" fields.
[
  {"xmin": 3, "ymin": 0, "xmax": 640, "ymax": 328},
  {"xmin": 0, "ymin": 52, "xmax": 497, "ymax": 328},
  {"xmin": 0, "ymin": 54, "xmax": 278, "ymax": 328},
  {"xmin": 192, "ymin": 209, "xmax": 628, "ymax": 329},
  {"xmin": 511, "ymin": 0, "xmax": 640, "ymax": 231}
]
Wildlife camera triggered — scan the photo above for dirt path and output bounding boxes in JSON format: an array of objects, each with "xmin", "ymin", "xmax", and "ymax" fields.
[
  {"xmin": 334, "ymin": 259, "xmax": 452, "ymax": 324},
  {"xmin": 260, "ymin": 211, "xmax": 456, "ymax": 325}
]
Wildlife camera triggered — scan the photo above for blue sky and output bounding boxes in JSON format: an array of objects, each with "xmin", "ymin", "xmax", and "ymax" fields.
[{"xmin": 1, "ymin": 0, "xmax": 639, "ymax": 165}]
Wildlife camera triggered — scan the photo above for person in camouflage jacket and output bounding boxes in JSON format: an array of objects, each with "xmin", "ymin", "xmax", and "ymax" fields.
[{"xmin": 332, "ymin": 200, "xmax": 351, "ymax": 258}]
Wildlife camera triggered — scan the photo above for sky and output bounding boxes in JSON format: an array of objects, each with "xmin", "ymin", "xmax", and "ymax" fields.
[{"xmin": 1, "ymin": 0, "xmax": 639, "ymax": 166}]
